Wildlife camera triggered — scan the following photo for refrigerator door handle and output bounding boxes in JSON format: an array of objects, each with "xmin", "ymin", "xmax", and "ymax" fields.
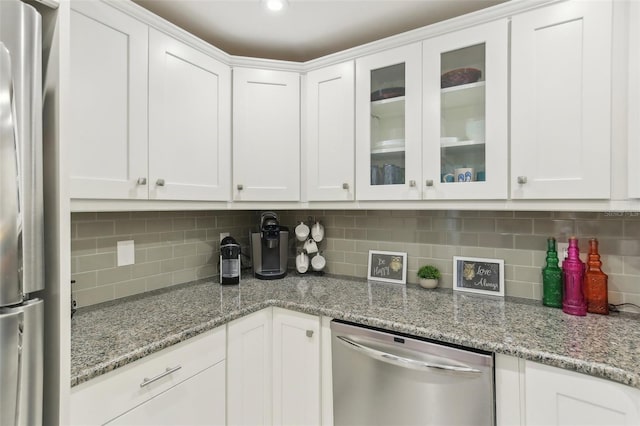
[{"xmin": 0, "ymin": 42, "xmax": 22, "ymax": 306}]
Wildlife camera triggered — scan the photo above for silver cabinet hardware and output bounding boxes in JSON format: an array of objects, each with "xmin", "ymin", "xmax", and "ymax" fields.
[
  {"xmin": 140, "ymin": 365, "xmax": 182, "ymax": 388},
  {"xmin": 409, "ymin": 180, "xmax": 416, "ymax": 187},
  {"xmin": 517, "ymin": 176, "xmax": 527, "ymax": 184},
  {"xmin": 425, "ymin": 179, "xmax": 434, "ymax": 187},
  {"xmin": 156, "ymin": 178, "xmax": 165, "ymax": 187},
  {"xmin": 237, "ymin": 184, "xmax": 244, "ymax": 191},
  {"xmin": 137, "ymin": 177, "xmax": 147, "ymax": 185},
  {"xmin": 306, "ymin": 330, "xmax": 314, "ymax": 338},
  {"xmin": 342, "ymin": 183, "xmax": 349, "ymax": 190}
]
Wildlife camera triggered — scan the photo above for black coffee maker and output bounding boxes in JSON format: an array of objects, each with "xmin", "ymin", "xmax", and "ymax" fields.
[
  {"xmin": 251, "ymin": 212, "xmax": 288, "ymax": 280},
  {"xmin": 220, "ymin": 236, "xmax": 241, "ymax": 285}
]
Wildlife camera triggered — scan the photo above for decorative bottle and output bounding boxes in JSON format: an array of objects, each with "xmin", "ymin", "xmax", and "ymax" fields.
[
  {"xmin": 584, "ymin": 238, "xmax": 609, "ymax": 315},
  {"xmin": 542, "ymin": 237, "xmax": 562, "ymax": 308},
  {"xmin": 562, "ymin": 237, "xmax": 587, "ymax": 316}
]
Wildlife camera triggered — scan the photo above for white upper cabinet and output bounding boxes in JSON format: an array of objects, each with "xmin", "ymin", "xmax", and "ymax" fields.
[
  {"xmin": 233, "ymin": 68, "xmax": 300, "ymax": 201},
  {"xmin": 355, "ymin": 43, "xmax": 422, "ymax": 201},
  {"xmin": 305, "ymin": 62, "xmax": 355, "ymax": 201},
  {"xmin": 422, "ymin": 19, "xmax": 508, "ymax": 200},
  {"xmin": 511, "ymin": 0, "xmax": 612, "ymax": 199},
  {"xmin": 628, "ymin": 0, "xmax": 640, "ymax": 198},
  {"xmin": 69, "ymin": 1, "xmax": 148, "ymax": 199},
  {"xmin": 148, "ymin": 29, "xmax": 231, "ymax": 201}
]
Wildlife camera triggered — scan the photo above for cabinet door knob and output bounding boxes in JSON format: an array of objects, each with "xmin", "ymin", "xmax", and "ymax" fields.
[
  {"xmin": 409, "ymin": 180, "xmax": 416, "ymax": 187},
  {"xmin": 425, "ymin": 179, "xmax": 434, "ymax": 187},
  {"xmin": 237, "ymin": 184, "xmax": 244, "ymax": 191},
  {"xmin": 342, "ymin": 183, "xmax": 349, "ymax": 190},
  {"xmin": 156, "ymin": 178, "xmax": 165, "ymax": 187},
  {"xmin": 306, "ymin": 330, "xmax": 314, "ymax": 338},
  {"xmin": 517, "ymin": 176, "xmax": 528, "ymax": 184},
  {"xmin": 137, "ymin": 177, "xmax": 147, "ymax": 185}
]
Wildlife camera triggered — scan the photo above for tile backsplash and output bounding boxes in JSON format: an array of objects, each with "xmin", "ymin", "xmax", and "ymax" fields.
[{"xmin": 71, "ymin": 209, "xmax": 640, "ymax": 313}]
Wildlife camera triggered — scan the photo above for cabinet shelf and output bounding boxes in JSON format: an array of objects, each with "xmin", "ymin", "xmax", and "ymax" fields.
[
  {"xmin": 371, "ymin": 147, "xmax": 406, "ymax": 156},
  {"xmin": 440, "ymin": 139, "xmax": 485, "ymax": 148},
  {"xmin": 371, "ymin": 96, "xmax": 405, "ymax": 118},
  {"xmin": 441, "ymin": 81, "xmax": 485, "ymax": 109}
]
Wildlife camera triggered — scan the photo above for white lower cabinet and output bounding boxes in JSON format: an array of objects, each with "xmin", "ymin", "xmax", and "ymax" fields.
[
  {"xmin": 226, "ymin": 308, "xmax": 273, "ymax": 426},
  {"xmin": 227, "ymin": 308, "xmax": 329, "ymax": 426},
  {"xmin": 495, "ymin": 354, "xmax": 640, "ymax": 426},
  {"xmin": 272, "ymin": 308, "xmax": 321, "ymax": 426},
  {"xmin": 70, "ymin": 326, "xmax": 226, "ymax": 426}
]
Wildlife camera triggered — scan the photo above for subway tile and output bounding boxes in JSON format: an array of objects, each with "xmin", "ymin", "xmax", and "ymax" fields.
[
  {"xmin": 173, "ymin": 268, "xmax": 197, "ymax": 285},
  {"xmin": 147, "ymin": 246, "xmax": 173, "ymax": 262},
  {"xmin": 76, "ymin": 253, "xmax": 116, "ymax": 272},
  {"xmin": 621, "ymin": 294, "xmax": 640, "ymax": 312},
  {"xmin": 326, "ymin": 228, "xmax": 345, "ymax": 239},
  {"xmin": 427, "ymin": 259, "xmax": 453, "ymax": 274},
  {"xmin": 71, "ymin": 238, "xmax": 97, "ymax": 256},
  {"xmin": 328, "ymin": 262, "xmax": 356, "ymax": 276},
  {"xmin": 553, "ymin": 212, "xmax": 599, "ymax": 220},
  {"xmin": 97, "ymin": 212, "xmax": 131, "ymax": 221},
  {"xmin": 333, "ymin": 240, "xmax": 355, "ymax": 252},
  {"xmin": 115, "ymin": 220, "xmax": 147, "ymax": 235},
  {"xmin": 185, "ymin": 229, "xmax": 207, "ymax": 241},
  {"xmin": 496, "ymin": 219, "xmax": 533, "ymax": 234},
  {"xmin": 195, "ymin": 241, "xmax": 215, "ymax": 256},
  {"xmin": 216, "ymin": 216, "xmax": 234, "ymax": 228},
  {"xmin": 505, "ymin": 281, "xmax": 534, "ymax": 299},
  {"xmin": 514, "ymin": 211, "xmax": 552, "ymax": 219},
  {"xmin": 72, "ymin": 212, "xmax": 98, "ymax": 222},
  {"xmin": 174, "ymin": 243, "xmax": 198, "ymax": 257},
  {"xmin": 378, "ymin": 217, "xmax": 406, "ymax": 229},
  {"xmin": 355, "ymin": 241, "xmax": 380, "ymax": 253},
  {"xmin": 355, "ymin": 216, "xmax": 380, "ymax": 229},
  {"xmin": 147, "ymin": 272, "xmax": 173, "ymax": 291},
  {"xmin": 608, "ymin": 291, "xmax": 624, "ymax": 306},
  {"xmin": 135, "ymin": 249, "xmax": 147, "ymax": 264},
  {"xmin": 71, "ymin": 271, "xmax": 97, "ymax": 291},
  {"xmin": 432, "ymin": 245, "xmax": 460, "ymax": 260},
  {"xmin": 608, "ymin": 274, "xmax": 640, "ymax": 294},
  {"xmin": 367, "ymin": 210, "xmax": 392, "ymax": 217},
  {"xmin": 184, "ymin": 255, "xmax": 208, "ymax": 268},
  {"xmin": 478, "ymin": 233, "xmax": 514, "ymax": 249},
  {"xmin": 597, "ymin": 255, "xmax": 621, "ymax": 274},
  {"xmin": 75, "ymin": 286, "xmax": 114, "ymax": 308},
  {"xmin": 147, "ymin": 219, "xmax": 173, "ymax": 233},
  {"xmin": 324, "ymin": 251, "xmax": 345, "ymax": 262},
  {"xmin": 514, "ymin": 266, "xmax": 542, "ymax": 284},
  {"xmin": 345, "ymin": 229, "xmax": 367, "ymax": 239},
  {"xmin": 445, "ymin": 232, "xmax": 478, "ymax": 247},
  {"xmin": 130, "ymin": 211, "xmax": 159, "ymax": 219},
  {"xmin": 354, "ymin": 264, "xmax": 368, "ymax": 278},
  {"xmin": 460, "ymin": 246, "xmax": 495, "ymax": 258},
  {"xmin": 417, "ymin": 231, "xmax": 446, "ymax": 244},
  {"xmin": 334, "ymin": 216, "xmax": 356, "ymax": 228},
  {"xmin": 344, "ymin": 252, "xmax": 368, "ymax": 265},
  {"xmin": 532, "ymin": 283, "xmax": 543, "ymax": 301},
  {"xmin": 416, "ymin": 217, "xmax": 432, "ymax": 230},
  {"xmin": 598, "ymin": 238, "xmax": 640, "ymax": 257},
  {"xmin": 623, "ymin": 221, "xmax": 640, "ymax": 238},
  {"xmin": 132, "ymin": 262, "xmax": 162, "ymax": 279},
  {"xmin": 174, "ymin": 218, "xmax": 196, "ymax": 231},
  {"xmin": 114, "ymin": 278, "xmax": 147, "ymax": 299},
  {"xmin": 418, "ymin": 245, "xmax": 432, "ymax": 257},
  {"xmin": 161, "ymin": 258, "xmax": 185, "ymax": 273},
  {"xmin": 196, "ymin": 217, "xmax": 216, "ymax": 229},
  {"xmin": 576, "ymin": 220, "xmax": 623, "ymax": 238},
  {"xmin": 432, "ymin": 217, "xmax": 462, "ymax": 231},
  {"xmin": 196, "ymin": 264, "xmax": 216, "ymax": 279},
  {"xmin": 71, "ymin": 223, "xmax": 77, "ymax": 239},
  {"xmin": 77, "ymin": 221, "xmax": 115, "ymax": 238},
  {"xmin": 97, "ymin": 236, "xmax": 128, "ymax": 253},
  {"xmin": 158, "ymin": 211, "xmax": 186, "ymax": 218},
  {"xmin": 622, "ymin": 256, "xmax": 640, "ymax": 275},
  {"xmin": 160, "ymin": 231, "xmax": 185, "ymax": 245},
  {"xmin": 96, "ymin": 266, "xmax": 132, "ymax": 286},
  {"xmin": 462, "ymin": 218, "xmax": 495, "ymax": 233},
  {"xmin": 532, "ymin": 250, "xmax": 547, "ymax": 268},
  {"xmin": 133, "ymin": 233, "xmax": 161, "ymax": 247},
  {"xmin": 515, "ymin": 235, "xmax": 549, "ymax": 251},
  {"xmin": 495, "ymin": 249, "xmax": 533, "ymax": 267}
]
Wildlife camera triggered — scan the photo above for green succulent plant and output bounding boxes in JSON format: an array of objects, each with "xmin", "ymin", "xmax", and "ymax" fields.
[{"xmin": 417, "ymin": 265, "xmax": 441, "ymax": 280}]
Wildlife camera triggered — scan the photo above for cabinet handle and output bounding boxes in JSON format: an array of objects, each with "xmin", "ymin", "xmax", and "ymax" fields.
[
  {"xmin": 237, "ymin": 184, "xmax": 244, "ymax": 191},
  {"xmin": 137, "ymin": 177, "xmax": 147, "ymax": 185},
  {"xmin": 156, "ymin": 178, "xmax": 165, "ymax": 187},
  {"xmin": 306, "ymin": 330, "xmax": 314, "ymax": 338},
  {"xmin": 409, "ymin": 180, "xmax": 416, "ymax": 187},
  {"xmin": 140, "ymin": 365, "xmax": 182, "ymax": 388},
  {"xmin": 425, "ymin": 179, "xmax": 434, "ymax": 187},
  {"xmin": 517, "ymin": 176, "xmax": 527, "ymax": 184},
  {"xmin": 342, "ymin": 183, "xmax": 349, "ymax": 190}
]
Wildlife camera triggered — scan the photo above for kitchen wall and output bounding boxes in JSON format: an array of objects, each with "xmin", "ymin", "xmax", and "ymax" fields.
[{"xmin": 71, "ymin": 209, "xmax": 640, "ymax": 312}]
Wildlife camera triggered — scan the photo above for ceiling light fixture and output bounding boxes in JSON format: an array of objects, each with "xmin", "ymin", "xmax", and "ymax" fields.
[{"xmin": 263, "ymin": 0, "xmax": 288, "ymax": 12}]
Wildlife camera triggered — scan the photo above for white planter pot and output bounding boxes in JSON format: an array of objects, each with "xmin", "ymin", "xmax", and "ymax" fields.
[{"xmin": 419, "ymin": 278, "xmax": 438, "ymax": 289}]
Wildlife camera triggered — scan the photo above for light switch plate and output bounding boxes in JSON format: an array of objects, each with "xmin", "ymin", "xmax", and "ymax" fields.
[{"xmin": 117, "ymin": 240, "xmax": 135, "ymax": 266}]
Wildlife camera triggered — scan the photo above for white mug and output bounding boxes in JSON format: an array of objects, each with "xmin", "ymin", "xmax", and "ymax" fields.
[
  {"xmin": 296, "ymin": 252, "xmax": 309, "ymax": 273},
  {"xmin": 311, "ymin": 254, "xmax": 326, "ymax": 271},
  {"xmin": 295, "ymin": 221, "xmax": 310, "ymax": 242},
  {"xmin": 455, "ymin": 167, "xmax": 474, "ymax": 182},
  {"xmin": 304, "ymin": 239, "xmax": 318, "ymax": 254},
  {"xmin": 311, "ymin": 221, "xmax": 324, "ymax": 242}
]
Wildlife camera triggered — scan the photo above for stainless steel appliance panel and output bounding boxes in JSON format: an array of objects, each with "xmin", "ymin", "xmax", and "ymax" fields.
[
  {"xmin": 331, "ymin": 320, "xmax": 495, "ymax": 426},
  {"xmin": 0, "ymin": 309, "xmax": 22, "ymax": 426}
]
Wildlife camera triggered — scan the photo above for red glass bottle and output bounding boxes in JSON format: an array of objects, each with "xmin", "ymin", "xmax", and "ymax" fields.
[
  {"xmin": 584, "ymin": 238, "xmax": 609, "ymax": 315},
  {"xmin": 562, "ymin": 237, "xmax": 586, "ymax": 316}
]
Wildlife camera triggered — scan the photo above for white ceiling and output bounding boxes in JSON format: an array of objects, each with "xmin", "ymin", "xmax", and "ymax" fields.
[{"xmin": 132, "ymin": 0, "xmax": 507, "ymax": 62}]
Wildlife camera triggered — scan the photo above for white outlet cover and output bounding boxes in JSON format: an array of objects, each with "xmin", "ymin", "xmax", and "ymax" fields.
[{"xmin": 117, "ymin": 240, "xmax": 135, "ymax": 266}]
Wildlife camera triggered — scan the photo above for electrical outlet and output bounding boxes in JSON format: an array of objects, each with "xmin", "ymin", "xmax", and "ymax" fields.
[
  {"xmin": 557, "ymin": 242, "xmax": 569, "ymax": 260},
  {"xmin": 220, "ymin": 232, "xmax": 230, "ymax": 242}
]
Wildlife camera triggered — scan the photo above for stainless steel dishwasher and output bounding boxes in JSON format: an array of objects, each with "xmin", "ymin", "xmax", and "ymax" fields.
[{"xmin": 331, "ymin": 320, "xmax": 495, "ymax": 426}]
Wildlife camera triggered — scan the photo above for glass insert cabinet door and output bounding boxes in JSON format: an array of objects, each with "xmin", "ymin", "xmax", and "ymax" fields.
[
  {"xmin": 355, "ymin": 43, "xmax": 422, "ymax": 200},
  {"xmin": 422, "ymin": 20, "xmax": 508, "ymax": 200}
]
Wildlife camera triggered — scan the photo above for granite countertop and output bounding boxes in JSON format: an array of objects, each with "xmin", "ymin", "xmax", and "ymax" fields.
[{"xmin": 71, "ymin": 275, "xmax": 640, "ymax": 389}]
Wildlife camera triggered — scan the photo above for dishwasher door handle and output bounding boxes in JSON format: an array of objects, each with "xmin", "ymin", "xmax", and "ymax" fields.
[{"xmin": 336, "ymin": 335, "xmax": 482, "ymax": 374}]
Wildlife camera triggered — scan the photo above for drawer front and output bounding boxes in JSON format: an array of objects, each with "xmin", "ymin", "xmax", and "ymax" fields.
[{"xmin": 70, "ymin": 326, "xmax": 225, "ymax": 426}]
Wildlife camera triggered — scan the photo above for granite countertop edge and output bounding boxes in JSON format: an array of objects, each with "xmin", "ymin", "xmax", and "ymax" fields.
[{"xmin": 71, "ymin": 292, "xmax": 640, "ymax": 389}]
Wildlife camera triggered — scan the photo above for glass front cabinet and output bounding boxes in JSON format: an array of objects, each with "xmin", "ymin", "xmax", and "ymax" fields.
[
  {"xmin": 355, "ymin": 43, "xmax": 422, "ymax": 200},
  {"xmin": 422, "ymin": 20, "xmax": 508, "ymax": 200}
]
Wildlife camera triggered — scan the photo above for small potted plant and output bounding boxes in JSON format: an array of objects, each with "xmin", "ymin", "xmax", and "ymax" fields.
[{"xmin": 417, "ymin": 265, "xmax": 441, "ymax": 289}]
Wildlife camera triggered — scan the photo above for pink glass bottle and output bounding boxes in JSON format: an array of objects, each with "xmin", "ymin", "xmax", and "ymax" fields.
[{"xmin": 562, "ymin": 237, "xmax": 587, "ymax": 316}]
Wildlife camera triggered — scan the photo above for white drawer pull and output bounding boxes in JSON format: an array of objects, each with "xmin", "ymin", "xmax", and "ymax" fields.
[{"xmin": 140, "ymin": 365, "xmax": 182, "ymax": 388}]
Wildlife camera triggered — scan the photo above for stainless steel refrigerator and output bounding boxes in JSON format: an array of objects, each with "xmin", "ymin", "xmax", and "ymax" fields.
[{"xmin": 0, "ymin": 0, "xmax": 44, "ymax": 425}]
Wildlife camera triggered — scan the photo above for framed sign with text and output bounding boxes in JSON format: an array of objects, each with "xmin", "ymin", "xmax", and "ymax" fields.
[
  {"xmin": 453, "ymin": 256, "xmax": 504, "ymax": 297},
  {"xmin": 367, "ymin": 250, "xmax": 407, "ymax": 284}
]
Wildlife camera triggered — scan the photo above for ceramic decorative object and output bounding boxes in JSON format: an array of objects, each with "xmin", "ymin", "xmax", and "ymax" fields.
[{"xmin": 419, "ymin": 278, "xmax": 439, "ymax": 289}]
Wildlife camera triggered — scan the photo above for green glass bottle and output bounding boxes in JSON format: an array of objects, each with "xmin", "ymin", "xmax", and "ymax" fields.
[{"xmin": 542, "ymin": 237, "xmax": 563, "ymax": 308}]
